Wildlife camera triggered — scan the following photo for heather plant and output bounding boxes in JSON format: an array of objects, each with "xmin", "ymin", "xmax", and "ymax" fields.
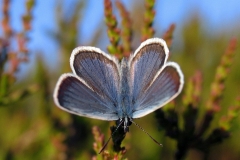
[
  {"xmin": 0, "ymin": 0, "xmax": 36, "ymax": 106},
  {"xmin": 92, "ymin": 0, "xmax": 239, "ymax": 159}
]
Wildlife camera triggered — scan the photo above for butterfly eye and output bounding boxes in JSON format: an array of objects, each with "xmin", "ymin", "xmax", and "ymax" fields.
[{"xmin": 127, "ymin": 120, "xmax": 132, "ymax": 126}]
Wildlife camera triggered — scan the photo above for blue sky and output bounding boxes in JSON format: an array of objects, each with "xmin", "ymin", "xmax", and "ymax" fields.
[{"xmin": 0, "ymin": 0, "xmax": 240, "ymax": 77}]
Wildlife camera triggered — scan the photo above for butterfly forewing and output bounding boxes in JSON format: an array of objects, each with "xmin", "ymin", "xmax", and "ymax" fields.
[
  {"xmin": 132, "ymin": 62, "xmax": 184, "ymax": 118},
  {"xmin": 70, "ymin": 47, "xmax": 121, "ymax": 111}
]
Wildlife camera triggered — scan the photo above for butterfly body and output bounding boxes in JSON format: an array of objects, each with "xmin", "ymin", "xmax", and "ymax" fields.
[{"xmin": 54, "ymin": 38, "xmax": 184, "ymax": 132}]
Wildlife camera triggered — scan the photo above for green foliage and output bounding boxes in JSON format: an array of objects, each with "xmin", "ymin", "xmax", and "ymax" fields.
[
  {"xmin": 141, "ymin": 0, "xmax": 155, "ymax": 41},
  {"xmin": 0, "ymin": 0, "xmax": 240, "ymax": 160},
  {"xmin": 104, "ymin": 0, "xmax": 122, "ymax": 58}
]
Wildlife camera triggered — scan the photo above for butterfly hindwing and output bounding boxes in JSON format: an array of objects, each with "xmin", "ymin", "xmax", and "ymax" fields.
[
  {"xmin": 132, "ymin": 62, "xmax": 184, "ymax": 118},
  {"xmin": 53, "ymin": 73, "xmax": 119, "ymax": 120}
]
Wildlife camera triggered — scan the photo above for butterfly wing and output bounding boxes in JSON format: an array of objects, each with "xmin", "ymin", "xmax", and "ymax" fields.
[
  {"xmin": 54, "ymin": 47, "xmax": 121, "ymax": 120},
  {"xmin": 128, "ymin": 38, "xmax": 184, "ymax": 118},
  {"xmin": 132, "ymin": 63, "xmax": 184, "ymax": 118},
  {"xmin": 128, "ymin": 38, "xmax": 169, "ymax": 108}
]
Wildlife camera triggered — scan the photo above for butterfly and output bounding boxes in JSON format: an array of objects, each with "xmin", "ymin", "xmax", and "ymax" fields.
[{"xmin": 53, "ymin": 38, "xmax": 184, "ymax": 134}]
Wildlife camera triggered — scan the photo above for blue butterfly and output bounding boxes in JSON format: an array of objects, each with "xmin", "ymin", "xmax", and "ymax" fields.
[{"xmin": 53, "ymin": 38, "xmax": 184, "ymax": 134}]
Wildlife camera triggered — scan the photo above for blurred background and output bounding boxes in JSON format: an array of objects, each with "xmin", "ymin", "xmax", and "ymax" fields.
[{"xmin": 0, "ymin": 0, "xmax": 240, "ymax": 159}]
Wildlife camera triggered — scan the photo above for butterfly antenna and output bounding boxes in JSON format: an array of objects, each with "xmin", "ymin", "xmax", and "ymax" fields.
[
  {"xmin": 99, "ymin": 120, "xmax": 124, "ymax": 154},
  {"xmin": 131, "ymin": 120, "xmax": 163, "ymax": 147}
]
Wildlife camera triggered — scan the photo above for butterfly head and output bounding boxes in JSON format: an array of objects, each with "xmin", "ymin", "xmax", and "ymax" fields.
[{"xmin": 117, "ymin": 117, "xmax": 133, "ymax": 133}]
